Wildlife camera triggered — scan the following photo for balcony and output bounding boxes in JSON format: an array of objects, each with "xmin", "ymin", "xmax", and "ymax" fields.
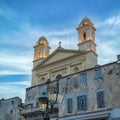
[
  {"xmin": 21, "ymin": 106, "xmax": 58, "ymax": 118},
  {"xmin": 21, "ymin": 106, "xmax": 40, "ymax": 117}
]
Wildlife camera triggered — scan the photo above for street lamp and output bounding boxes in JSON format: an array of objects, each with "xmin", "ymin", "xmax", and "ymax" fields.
[
  {"xmin": 39, "ymin": 96, "xmax": 48, "ymax": 112},
  {"xmin": 39, "ymin": 83, "xmax": 59, "ymax": 120},
  {"xmin": 47, "ymin": 86, "xmax": 57, "ymax": 103}
]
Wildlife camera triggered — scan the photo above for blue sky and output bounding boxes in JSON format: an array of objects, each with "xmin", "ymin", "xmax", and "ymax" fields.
[{"xmin": 0, "ymin": 0, "xmax": 120, "ymax": 102}]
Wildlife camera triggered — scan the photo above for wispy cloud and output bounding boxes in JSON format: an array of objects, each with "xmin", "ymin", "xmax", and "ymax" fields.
[
  {"xmin": 0, "ymin": 80, "xmax": 30, "ymax": 86},
  {"xmin": 1, "ymin": 14, "xmax": 120, "ymax": 76},
  {"xmin": 0, "ymin": 75, "xmax": 31, "ymax": 101},
  {"xmin": 95, "ymin": 15, "xmax": 120, "ymax": 64},
  {"xmin": 0, "ymin": 53, "xmax": 32, "ymax": 75},
  {"xmin": 0, "ymin": 85, "xmax": 26, "ymax": 101},
  {"xmin": 0, "ymin": 1, "xmax": 120, "ymax": 102}
]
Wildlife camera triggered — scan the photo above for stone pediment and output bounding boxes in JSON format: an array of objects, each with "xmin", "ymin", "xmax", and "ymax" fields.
[{"xmin": 34, "ymin": 48, "xmax": 80, "ymax": 70}]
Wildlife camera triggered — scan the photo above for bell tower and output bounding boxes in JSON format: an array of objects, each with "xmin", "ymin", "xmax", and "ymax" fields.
[
  {"xmin": 33, "ymin": 36, "xmax": 50, "ymax": 67},
  {"xmin": 76, "ymin": 17, "xmax": 96, "ymax": 54}
]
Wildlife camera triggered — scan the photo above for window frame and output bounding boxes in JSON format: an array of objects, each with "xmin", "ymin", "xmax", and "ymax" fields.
[
  {"xmin": 39, "ymin": 86, "xmax": 46, "ymax": 96},
  {"xmin": 66, "ymin": 78, "xmax": 72, "ymax": 85},
  {"xmin": 97, "ymin": 91, "xmax": 105, "ymax": 108},
  {"xmin": 67, "ymin": 98, "xmax": 73, "ymax": 113},
  {"xmin": 81, "ymin": 73, "xmax": 87, "ymax": 83},
  {"xmin": 77, "ymin": 95, "xmax": 87, "ymax": 111},
  {"xmin": 95, "ymin": 69, "xmax": 102, "ymax": 79}
]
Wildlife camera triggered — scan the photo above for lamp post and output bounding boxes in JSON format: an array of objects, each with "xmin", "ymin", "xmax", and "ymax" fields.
[{"xmin": 39, "ymin": 83, "xmax": 58, "ymax": 120}]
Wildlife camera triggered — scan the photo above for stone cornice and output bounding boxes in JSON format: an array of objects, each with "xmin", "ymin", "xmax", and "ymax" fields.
[{"xmin": 78, "ymin": 39, "xmax": 96, "ymax": 46}]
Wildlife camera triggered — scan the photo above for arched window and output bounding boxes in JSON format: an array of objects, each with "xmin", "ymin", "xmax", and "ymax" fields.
[
  {"xmin": 74, "ymin": 67, "xmax": 79, "ymax": 72},
  {"xmin": 41, "ymin": 77, "xmax": 45, "ymax": 83},
  {"xmin": 56, "ymin": 74, "xmax": 62, "ymax": 80},
  {"xmin": 83, "ymin": 32, "xmax": 86, "ymax": 40},
  {"xmin": 37, "ymin": 50, "xmax": 40, "ymax": 58}
]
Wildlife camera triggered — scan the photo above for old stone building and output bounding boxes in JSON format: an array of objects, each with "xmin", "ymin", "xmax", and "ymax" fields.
[
  {"xmin": 0, "ymin": 97, "xmax": 24, "ymax": 120},
  {"xmin": 21, "ymin": 17, "xmax": 120, "ymax": 120}
]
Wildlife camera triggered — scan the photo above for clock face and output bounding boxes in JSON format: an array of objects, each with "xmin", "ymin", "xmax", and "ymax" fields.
[{"xmin": 82, "ymin": 44, "xmax": 87, "ymax": 50}]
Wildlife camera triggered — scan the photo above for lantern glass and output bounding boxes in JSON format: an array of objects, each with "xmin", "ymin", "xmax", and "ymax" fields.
[
  {"xmin": 47, "ymin": 87, "xmax": 57, "ymax": 102},
  {"xmin": 39, "ymin": 102, "xmax": 47, "ymax": 111},
  {"xmin": 39, "ymin": 97, "xmax": 48, "ymax": 111}
]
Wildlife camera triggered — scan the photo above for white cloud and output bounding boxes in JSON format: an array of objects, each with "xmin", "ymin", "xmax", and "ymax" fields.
[
  {"xmin": 0, "ymin": 70, "xmax": 29, "ymax": 75},
  {"xmin": 0, "ymin": 23, "xmax": 78, "ymax": 75},
  {"xmin": 0, "ymin": 79, "xmax": 31, "ymax": 102},
  {"xmin": 0, "ymin": 81, "xmax": 30, "ymax": 86},
  {"xmin": 0, "ymin": 14, "xmax": 120, "ymax": 76},
  {"xmin": 105, "ymin": 15, "xmax": 120, "ymax": 25},
  {"xmin": 0, "ymin": 52, "xmax": 33, "ymax": 75},
  {"xmin": 0, "ymin": 7, "xmax": 120, "ymax": 102},
  {"xmin": 0, "ymin": 85, "xmax": 26, "ymax": 101},
  {"xmin": 95, "ymin": 15, "xmax": 120, "ymax": 64}
]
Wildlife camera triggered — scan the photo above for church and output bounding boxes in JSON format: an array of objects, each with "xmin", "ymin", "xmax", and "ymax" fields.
[{"xmin": 21, "ymin": 17, "xmax": 120, "ymax": 120}]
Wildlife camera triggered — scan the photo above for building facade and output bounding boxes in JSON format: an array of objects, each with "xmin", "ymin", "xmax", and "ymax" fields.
[
  {"xmin": 21, "ymin": 17, "xmax": 120, "ymax": 120},
  {"xmin": 0, "ymin": 97, "xmax": 24, "ymax": 120}
]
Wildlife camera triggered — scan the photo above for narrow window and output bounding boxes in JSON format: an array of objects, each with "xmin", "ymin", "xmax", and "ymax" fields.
[
  {"xmin": 37, "ymin": 50, "xmax": 40, "ymax": 58},
  {"xmin": 77, "ymin": 96, "xmax": 81, "ymax": 111},
  {"xmin": 95, "ymin": 69, "xmax": 101, "ymax": 79},
  {"xmin": 67, "ymin": 98, "xmax": 73, "ymax": 113},
  {"xmin": 83, "ymin": 32, "xmax": 86, "ymax": 40},
  {"xmin": 81, "ymin": 74, "xmax": 87, "ymax": 83},
  {"xmin": 97, "ymin": 91, "xmax": 105, "ymax": 108},
  {"xmin": 39, "ymin": 86, "xmax": 46, "ymax": 95},
  {"xmin": 10, "ymin": 110, "xmax": 13, "ymax": 115},
  {"xmin": 77, "ymin": 95, "xmax": 87, "ymax": 110},
  {"xmin": 12, "ymin": 101, "xmax": 14, "ymax": 105},
  {"xmin": 67, "ymin": 78, "xmax": 71, "ymax": 85}
]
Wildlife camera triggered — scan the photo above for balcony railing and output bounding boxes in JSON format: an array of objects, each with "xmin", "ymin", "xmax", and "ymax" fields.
[
  {"xmin": 21, "ymin": 106, "xmax": 40, "ymax": 116},
  {"xmin": 21, "ymin": 106, "xmax": 58, "ymax": 118}
]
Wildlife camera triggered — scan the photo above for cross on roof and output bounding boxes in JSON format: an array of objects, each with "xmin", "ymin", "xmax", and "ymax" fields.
[{"xmin": 59, "ymin": 41, "xmax": 62, "ymax": 47}]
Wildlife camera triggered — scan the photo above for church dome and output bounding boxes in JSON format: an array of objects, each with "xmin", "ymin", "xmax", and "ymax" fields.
[{"xmin": 36, "ymin": 36, "xmax": 49, "ymax": 46}]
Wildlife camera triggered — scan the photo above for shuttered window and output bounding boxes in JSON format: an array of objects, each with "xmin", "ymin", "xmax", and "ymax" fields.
[
  {"xmin": 67, "ymin": 98, "xmax": 73, "ymax": 113},
  {"xmin": 95, "ymin": 70, "xmax": 101, "ymax": 79},
  {"xmin": 39, "ymin": 86, "xmax": 46, "ymax": 95},
  {"xmin": 77, "ymin": 95, "xmax": 87, "ymax": 110},
  {"xmin": 81, "ymin": 74, "xmax": 87, "ymax": 83},
  {"xmin": 97, "ymin": 91, "xmax": 105, "ymax": 107}
]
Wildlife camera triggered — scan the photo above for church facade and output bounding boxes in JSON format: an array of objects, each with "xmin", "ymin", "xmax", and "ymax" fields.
[{"xmin": 21, "ymin": 17, "xmax": 120, "ymax": 120}]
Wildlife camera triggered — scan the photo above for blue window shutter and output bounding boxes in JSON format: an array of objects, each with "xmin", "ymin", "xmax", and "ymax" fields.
[
  {"xmin": 77, "ymin": 95, "xmax": 87, "ymax": 110},
  {"xmin": 83, "ymin": 95, "xmax": 87, "ymax": 109},
  {"xmin": 97, "ymin": 91, "xmax": 105, "ymax": 107},
  {"xmin": 77, "ymin": 96, "xmax": 81, "ymax": 111},
  {"xmin": 39, "ymin": 86, "xmax": 46, "ymax": 95},
  {"xmin": 81, "ymin": 74, "xmax": 87, "ymax": 83},
  {"xmin": 67, "ymin": 78, "xmax": 71, "ymax": 85},
  {"xmin": 97, "ymin": 92, "xmax": 99, "ymax": 107},
  {"xmin": 100, "ymin": 91, "xmax": 105, "ymax": 106},
  {"xmin": 67, "ymin": 98, "xmax": 73, "ymax": 113},
  {"xmin": 95, "ymin": 70, "xmax": 101, "ymax": 79}
]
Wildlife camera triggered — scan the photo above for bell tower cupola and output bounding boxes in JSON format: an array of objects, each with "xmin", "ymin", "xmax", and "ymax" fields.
[
  {"xmin": 76, "ymin": 17, "xmax": 96, "ymax": 54},
  {"xmin": 33, "ymin": 36, "xmax": 50, "ymax": 61}
]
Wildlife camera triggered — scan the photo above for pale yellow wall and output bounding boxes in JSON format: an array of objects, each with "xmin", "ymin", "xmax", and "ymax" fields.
[{"xmin": 31, "ymin": 50, "xmax": 97, "ymax": 86}]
